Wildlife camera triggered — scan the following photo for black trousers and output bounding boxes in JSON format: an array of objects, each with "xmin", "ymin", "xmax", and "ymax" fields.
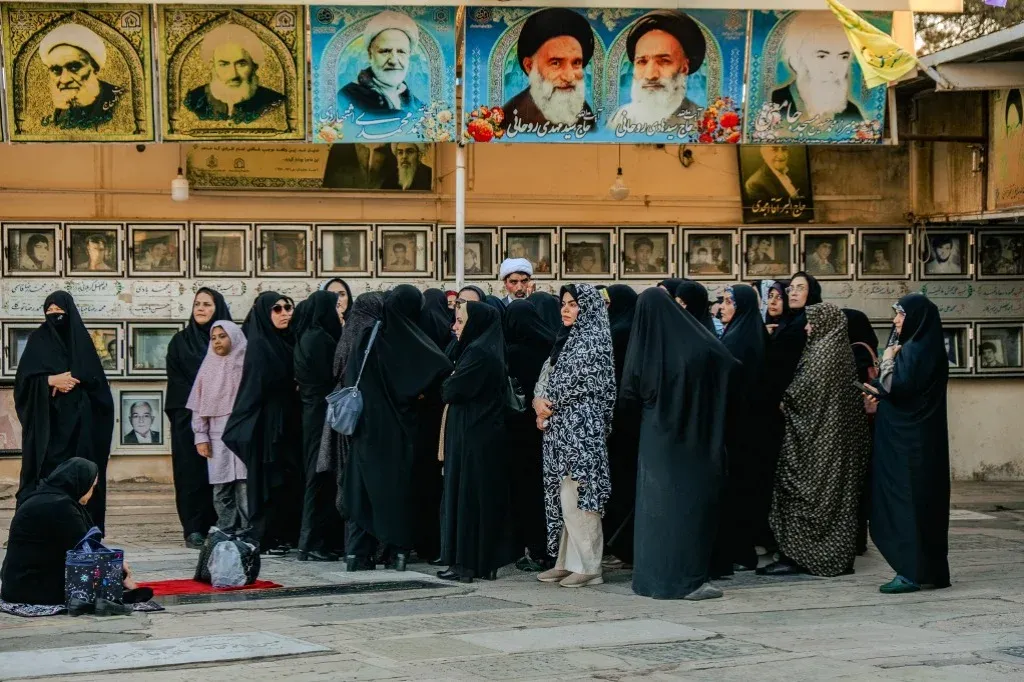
[{"xmin": 168, "ymin": 409, "xmax": 216, "ymax": 539}]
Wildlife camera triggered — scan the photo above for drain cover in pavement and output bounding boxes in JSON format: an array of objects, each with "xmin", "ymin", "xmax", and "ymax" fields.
[{"xmin": 155, "ymin": 580, "xmax": 453, "ymax": 605}]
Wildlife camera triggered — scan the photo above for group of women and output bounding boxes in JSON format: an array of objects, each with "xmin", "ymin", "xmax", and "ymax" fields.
[{"xmin": 5, "ymin": 271, "xmax": 952, "ymax": 601}]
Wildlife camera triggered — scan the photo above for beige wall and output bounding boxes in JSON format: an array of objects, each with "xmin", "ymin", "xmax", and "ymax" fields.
[{"xmin": 0, "ymin": 141, "xmax": 1021, "ymax": 481}]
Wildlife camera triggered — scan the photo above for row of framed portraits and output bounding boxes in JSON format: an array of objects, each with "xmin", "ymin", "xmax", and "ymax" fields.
[
  {"xmin": 1, "ymin": 320, "xmax": 181, "ymax": 379},
  {"xmin": 2, "ymin": 222, "xmax": 1021, "ymax": 282},
  {"xmin": 870, "ymin": 321, "xmax": 1024, "ymax": 377}
]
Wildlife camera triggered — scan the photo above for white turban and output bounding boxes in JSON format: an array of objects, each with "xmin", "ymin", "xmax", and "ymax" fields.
[
  {"xmin": 364, "ymin": 10, "xmax": 419, "ymax": 53},
  {"xmin": 39, "ymin": 23, "xmax": 107, "ymax": 70},
  {"xmin": 200, "ymin": 23, "xmax": 266, "ymax": 65},
  {"xmin": 391, "ymin": 142, "xmax": 426, "ymax": 155},
  {"xmin": 500, "ymin": 258, "xmax": 533, "ymax": 280}
]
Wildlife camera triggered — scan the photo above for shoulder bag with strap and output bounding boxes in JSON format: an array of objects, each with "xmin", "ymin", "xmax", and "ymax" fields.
[{"xmin": 326, "ymin": 321, "xmax": 381, "ymax": 435}]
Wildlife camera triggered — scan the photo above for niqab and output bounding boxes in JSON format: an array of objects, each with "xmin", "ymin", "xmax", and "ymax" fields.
[{"xmin": 186, "ymin": 321, "xmax": 247, "ymax": 418}]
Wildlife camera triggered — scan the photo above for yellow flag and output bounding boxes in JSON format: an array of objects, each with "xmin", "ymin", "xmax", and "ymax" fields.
[{"xmin": 826, "ymin": 0, "xmax": 918, "ymax": 88}]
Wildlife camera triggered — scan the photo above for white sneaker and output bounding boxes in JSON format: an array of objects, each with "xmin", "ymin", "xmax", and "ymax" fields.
[
  {"xmin": 559, "ymin": 572, "xmax": 604, "ymax": 588},
  {"xmin": 537, "ymin": 568, "xmax": 571, "ymax": 583}
]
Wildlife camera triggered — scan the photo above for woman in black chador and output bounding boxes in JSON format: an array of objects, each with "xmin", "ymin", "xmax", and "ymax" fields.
[
  {"xmin": 719, "ymin": 284, "xmax": 768, "ymax": 571},
  {"xmin": 14, "ymin": 292, "xmax": 114, "ymax": 531},
  {"xmin": 870, "ymin": 294, "xmax": 950, "ymax": 594},
  {"xmin": 223, "ymin": 292, "xmax": 301, "ymax": 553},
  {"xmin": 343, "ymin": 285, "xmax": 453, "ymax": 571},
  {"xmin": 527, "ymin": 291, "xmax": 561, "ymax": 331},
  {"xmin": 166, "ymin": 288, "xmax": 231, "ymax": 547},
  {"xmin": 674, "ymin": 280, "xmax": 716, "ymax": 335},
  {"xmin": 437, "ymin": 301, "xmax": 514, "ymax": 583},
  {"xmin": 503, "ymin": 299, "xmax": 556, "ymax": 571},
  {"xmin": 294, "ymin": 290, "xmax": 344, "ymax": 561},
  {"xmin": 621, "ymin": 288, "xmax": 738, "ymax": 600}
]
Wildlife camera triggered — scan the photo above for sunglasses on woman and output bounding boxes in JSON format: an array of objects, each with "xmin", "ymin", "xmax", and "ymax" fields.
[{"xmin": 272, "ymin": 303, "xmax": 293, "ymax": 313}]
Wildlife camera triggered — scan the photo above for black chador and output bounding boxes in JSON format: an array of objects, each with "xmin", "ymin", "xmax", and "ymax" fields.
[
  {"xmin": 621, "ymin": 288, "xmax": 738, "ymax": 600},
  {"xmin": 14, "ymin": 292, "xmax": 114, "ymax": 531},
  {"xmin": 344, "ymin": 285, "xmax": 453, "ymax": 567},
  {"xmin": 439, "ymin": 302, "xmax": 515, "ymax": 581},
  {"xmin": 223, "ymin": 292, "xmax": 302, "ymax": 550},
  {"xmin": 166, "ymin": 288, "xmax": 231, "ymax": 543},
  {"xmin": 294, "ymin": 291, "xmax": 345, "ymax": 559}
]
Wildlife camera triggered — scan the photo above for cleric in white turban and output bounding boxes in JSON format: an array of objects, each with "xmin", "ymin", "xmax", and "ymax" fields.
[
  {"xmin": 184, "ymin": 23, "xmax": 286, "ymax": 123},
  {"xmin": 499, "ymin": 258, "xmax": 534, "ymax": 303},
  {"xmin": 336, "ymin": 10, "xmax": 424, "ymax": 118},
  {"xmin": 38, "ymin": 23, "xmax": 124, "ymax": 130}
]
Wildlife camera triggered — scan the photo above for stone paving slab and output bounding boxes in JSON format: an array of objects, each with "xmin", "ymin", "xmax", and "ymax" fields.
[{"xmin": 456, "ymin": 619, "xmax": 716, "ymax": 653}]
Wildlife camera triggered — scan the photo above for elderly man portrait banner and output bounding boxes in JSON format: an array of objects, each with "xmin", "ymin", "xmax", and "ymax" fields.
[
  {"xmin": 158, "ymin": 5, "xmax": 306, "ymax": 141},
  {"xmin": 1, "ymin": 5, "xmax": 155, "ymax": 142},
  {"xmin": 462, "ymin": 7, "xmax": 746, "ymax": 144},
  {"xmin": 744, "ymin": 10, "xmax": 889, "ymax": 144},
  {"xmin": 310, "ymin": 6, "xmax": 457, "ymax": 144}
]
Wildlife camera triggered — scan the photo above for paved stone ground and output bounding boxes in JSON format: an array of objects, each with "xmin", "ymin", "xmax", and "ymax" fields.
[{"xmin": 1, "ymin": 481, "xmax": 1023, "ymax": 681}]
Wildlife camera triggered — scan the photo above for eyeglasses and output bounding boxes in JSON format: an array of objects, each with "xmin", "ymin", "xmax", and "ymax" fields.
[
  {"xmin": 271, "ymin": 304, "xmax": 293, "ymax": 313},
  {"xmin": 785, "ymin": 284, "xmax": 808, "ymax": 294}
]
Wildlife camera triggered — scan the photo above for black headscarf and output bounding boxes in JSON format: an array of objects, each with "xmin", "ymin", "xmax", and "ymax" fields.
[
  {"xmin": 418, "ymin": 288, "xmax": 454, "ymax": 351},
  {"xmin": 788, "ymin": 271, "xmax": 823, "ymax": 315},
  {"xmin": 606, "ymin": 284, "xmax": 638, "ymax": 383},
  {"xmin": 675, "ymin": 280, "xmax": 716, "ymax": 334},
  {"xmin": 549, "ymin": 285, "xmax": 576, "ymax": 364},
  {"xmin": 334, "ymin": 292, "xmax": 386, "ymax": 380},
  {"xmin": 528, "ymin": 291, "xmax": 561, "ymax": 330},
  {"xmin": 843, "ymin": 308, "xmax": 878, "ymax": 350},
  {"xmin": 504, "ymin": 299, "xmax": 556, "ymax": 347},
  {"xmin": 454, "ymin": 301, "xmax": 504, "ymax": 360},
  {"xmin": 37, "ymin": 457, "xmax": 98, "ymax": 503},
  {"xmin": 458, "ymin": 285, "xmax": 488, "ymax": 303},
  {"xmin": 765, "ymin": 280, "xmax": 790, "ymax": 325},
  {"xmin": 484, "ymin": 295, "xmax": 507, "ymax": 314},
  {"xmin": 166, "ymin": 288, "xmax": 232, "ymax": 410},
  {"xmin": 246, "ymin": 292, "xmax": 296, "ymax": 366},
  {"xmin": 290, "ymin": 298, "xmax": 311, "ymax": 341},
  {"xmin": 299, "ymin": 291, "xmax": 342, "ymax": 343},
  {"xmin": 722, "ymin": 284, "xmax": 767, "ymax": 374},
  {"xmin": 658, "ymin": 278, "xmax": 685, "ymax": 294}
]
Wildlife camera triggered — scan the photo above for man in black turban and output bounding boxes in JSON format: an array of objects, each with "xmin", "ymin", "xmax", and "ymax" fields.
[
  {"xmin": 500, "ymin": 8, "xmax": 595, "ymax": 134},
  {"xmin": 609, "ymin": 10, "xmax": 706, "ymax": 131}
]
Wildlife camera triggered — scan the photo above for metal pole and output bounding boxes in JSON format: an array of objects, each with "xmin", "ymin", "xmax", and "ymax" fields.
[{"xmin": 455, "ymin": 143, "xmax": 466, "ymax": 289}]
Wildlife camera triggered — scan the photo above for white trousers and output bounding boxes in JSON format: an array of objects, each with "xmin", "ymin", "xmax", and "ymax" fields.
[{"xmin": 554, "ymin": 476, "xmax": 604, "ymax": 575}]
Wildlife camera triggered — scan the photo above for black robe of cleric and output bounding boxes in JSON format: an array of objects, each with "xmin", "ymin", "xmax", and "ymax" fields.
[
  {"xmin": 411, "ymin": 288, "xmax": 456, "ymax": 561},
  {"xmin": 621, "ymin": 288, "xmax": 739, "ymax": 599},
  {"xmin": 14, "ymin": 291, "xmax": 114, "ymax": 532},
  {"xmin": 719, "ymin": 284, "xmax": 768, "ymax": 570},
  {"xmin": 165, "ymin": 288, "xmax": 231, "ymax": 543},
  {"xmin": 439, "ymin": 301, "xmax": 516, "ymax": 580},
  {"xmin": 344, "ymin": 285, "xmax": 453, "ymax": 559},
  {"xmin": 503, "ymin": 299, "xmax": 556, "ymax": 565},
  {"xmin": 222, "ymin": 292, "xmax": 302, "ymax": 550},
  {"xmin": 871, "ymin": 293, "xmax": 951, "ymax": 588},
  {"xmin": 294, "ymin": 291, "xmax": 345, "ymax": 557},
  {"xmin": 602, "ymin": 284, "xmax": 641, "ymax": 564}
]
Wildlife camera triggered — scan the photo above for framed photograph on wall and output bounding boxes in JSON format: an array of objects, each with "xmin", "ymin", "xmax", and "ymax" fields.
[
  {"xmin": 741, "ymin": 229, "xmax": 796, "ymax": 280},
  {"xmin": 0, "ymin": 387, "xmax": 21, "ymax": 455},
  {"xmin": 738, "ymin": 145, "xmax": 814, "ymax": 224},
  {"xmin": 800, "ymin": 229, "xmax": 853, "ymax": 280},
  {"xmin": 562, "ymin": 228, "xmax": 614, "ymax": 279},
  {"xmin": 128, "ymin": 223, "xmax": 186, "ymax": 277},
  {"xmin": 858, "ymin": 228, "xmax": 911, "ymax": 280},
  {"xmin": 919, "ymin": 228, "xmax": 972, "ymax": 280},
  {"xmin": 683, "ymin": 229, "xmax": 736, "ymax": 280},
  {"xmin": 976, "ymin": 322, "xmax": 1024, "ymax": 375},
  {"xmin": 317, "ymin": 224, "xmax": 372, "ymax": 277},
  {"xmin": 377, "ymin": 224, "xmax": 433, "ymax": 278},
  {"xmin": 128, "ymin": 323, "xmax": 184, "ymax": 377},
  {"xmin": 84, "ymin": 322, "xmax": 124, "ymax": 378},
  {"xmin": 257, "ymin": 224, "xmax": 313, "ymax": 277},
  {"xmin": 977, "ymin": 229, "xmax": 1024, "ymax": 280},
  {"xmin": 2, "ymin": 222, "xmax": 61, "ymax": 277},
  {"xmin": 619, "ymin": 227, "xmax": 673, "ymax": 280},
  {"xmin": 501, "ymin": 228, "xmax": 556, "ymax": 279},
  {"xmin": 118, "ymin": 390, "xmax": 166, "ymax": 451},
  {"xmin": 1, "ymin": 322, "xmax": 37, "ymax": 377},
  {"xmin": 66, "ymin": 223, "xmax": 124, "ymax": 277},
  {"xmin": 441, "ymin": 227, "xmax": 496, "ymax": 281},
  {"xmin": 943, "ymin": 324, "xmax": 973, "ymax": 375},
  {"xmin": 193, "ymin": 223, "xmax": 252, "ymax": 278}
]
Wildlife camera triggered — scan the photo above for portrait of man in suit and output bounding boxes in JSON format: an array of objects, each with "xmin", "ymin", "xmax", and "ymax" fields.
[
  {"xmin": 740, "ymin": 144, "xmax": 813, "ymax": 223},
  {"xmin": 123, "ymin": 399, "xmax": 162, "ymax": 445}
]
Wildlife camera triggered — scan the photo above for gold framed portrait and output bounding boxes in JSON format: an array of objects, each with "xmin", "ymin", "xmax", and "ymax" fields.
[
  {"xmin": 158, "ymin": 5, "xmax": 306, "ymax": 141},
  {"xmin": 1, "ymin": 3, "xmax": 155, "ymax": 142}
]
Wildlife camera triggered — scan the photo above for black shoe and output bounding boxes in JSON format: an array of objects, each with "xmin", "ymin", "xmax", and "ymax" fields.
[
  {"xmin": 122, "ymin": 587, "xmax": 154, "ymax": 604},
  {"xmin": 185, "ymin": 532, "xmax": 205, "ymax": 550},
  {"xmin": 428, "ymin": 557, "xmax": 446, "ymax": 566},
  {"xmin": 756, "ymin": 560, "xmax": 804, "ymax": 576},
  {"xmin": 437, "ymin": 568, "xmax": 460, "ymax": 581},
  {"xmin": 68, "ymin": 598, "xmax": 95, "ymax": 617},
  {"xmin": 733, "ymin": 562, "xmax": 757, "ymax": 572},
  {"xmin": 345, "ymin": 555, "xmax": 375, "ymax": 572},
  {"xmin": 266, "ymin": 544, "xmax": 290, "ymax": 556},
  {"xmin": 95, "ymin": 598, "xmax": 133, "ymax": 617},
  {"xmin": 298, "ymin": 550, "xmax": 339, "ymax": 562},
  {"xmin": 387, "ymin": 553, "xmax": 408, "ymax": 572},
  {"xmin": 483, "ymin": 570, "xmax": 498, "ymax": 581}
]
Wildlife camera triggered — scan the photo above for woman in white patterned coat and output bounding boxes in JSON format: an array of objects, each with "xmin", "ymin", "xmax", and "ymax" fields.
[{"xmin": 532, "ymin": 284, "xmax": 615, "ymax": 588}]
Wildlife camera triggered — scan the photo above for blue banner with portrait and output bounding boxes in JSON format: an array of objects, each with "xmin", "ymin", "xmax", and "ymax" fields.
[
  {"xmin": 310, "ymin": 5, "xmax": 456, "ymax": 143},
  {"xmin": 744, "ymin": 10, "xmax": 890, "ymax": 144},
  {"xmin": 463, "ymin": 7, "xmax": 747, "ymax": 144}
]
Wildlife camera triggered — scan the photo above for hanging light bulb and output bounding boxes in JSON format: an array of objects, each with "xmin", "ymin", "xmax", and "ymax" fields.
[
  {"xmin": 171, "ymin": 167, "xmax": 189, "ymax": 202},
  {"xmin": 609, "ymin": 167, "xmax": 630, "ymax": 200}
]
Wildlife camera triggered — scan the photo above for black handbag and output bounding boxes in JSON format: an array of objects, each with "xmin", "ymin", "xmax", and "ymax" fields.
[{"xmin": 505, "ymin": 376, "xmax": 527, "ymax": 413}]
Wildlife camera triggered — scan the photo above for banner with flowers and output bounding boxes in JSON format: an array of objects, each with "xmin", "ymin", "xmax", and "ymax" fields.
[
  {"xmin": 310, "ymin": 5, "xmax": 456, "ymax": 143},
  {"xmin": 462, "ymin": 7, "xmax": 748, "ymax": 144},
  {"xmin": 743, "ymin": 10, "xmax": 891, "ymax": 144}
]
